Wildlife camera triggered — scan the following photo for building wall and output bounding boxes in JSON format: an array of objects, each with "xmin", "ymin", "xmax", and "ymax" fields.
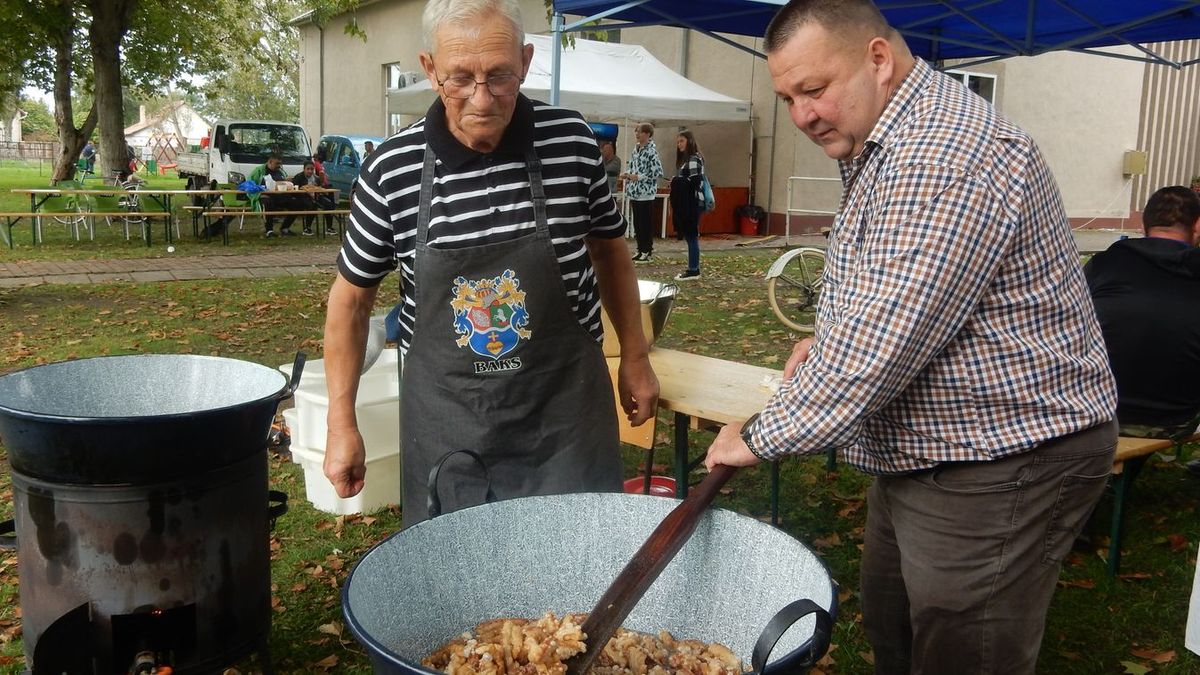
[
  {"xmin": 298, "ymin": 0, "xmax": 550, "ymax": 141},
  {"xmin": 298, "ymin": 2, "xmax": 1174, "ymax": 229},
  {"xmin": 954, "ymin": 48, "xmax": 1145, "ymax": 222}
]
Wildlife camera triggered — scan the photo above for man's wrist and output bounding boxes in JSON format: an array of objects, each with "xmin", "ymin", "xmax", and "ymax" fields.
[{"xmin": 741, "ymin": 413, "xmax": 769, "ymax": 461}]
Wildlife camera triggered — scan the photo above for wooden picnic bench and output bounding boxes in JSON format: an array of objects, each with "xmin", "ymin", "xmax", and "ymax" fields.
[
  {"xmin": 1106, "ymin": 433, "xmax": 1200, "ymax": 577},
  {"xmin": 0, "ymin": 211, "xmax": 174, "ymax": 249},
  {"xmin": 199, "ymin": 209, "xmax": 350, "ymax": 245}
]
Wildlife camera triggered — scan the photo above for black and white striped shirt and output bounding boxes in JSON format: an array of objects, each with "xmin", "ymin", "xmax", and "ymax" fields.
[{"xmin": 337, "ymin": 95, "xmax": 625, "ymax": 352}]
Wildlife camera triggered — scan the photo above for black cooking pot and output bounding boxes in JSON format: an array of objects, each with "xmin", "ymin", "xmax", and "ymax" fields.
[
  {"xmin": 343, "ymin": 493, "xmax": 837, "ymax": 674},
  {"xmin": 0, "ymin": 353, "xmax": 304, "ymax": 484}
]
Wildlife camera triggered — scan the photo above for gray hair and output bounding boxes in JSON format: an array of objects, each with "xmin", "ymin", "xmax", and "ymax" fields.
[{"xmin": 422, "ymin": 0, "xmax": 525, "ymax": 52}]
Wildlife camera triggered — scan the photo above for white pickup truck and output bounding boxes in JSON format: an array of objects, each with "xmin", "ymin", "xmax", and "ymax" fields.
[{"xmin": 176, "ymin": 119, "xmax": 313, "ymax": 189}]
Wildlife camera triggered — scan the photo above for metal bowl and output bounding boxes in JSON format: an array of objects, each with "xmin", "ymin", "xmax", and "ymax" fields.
[
  {"xmin": 0, "ymin": 354, "xmax": 299, "ymax": 483},
  {"xmin": 343, "ymin": 493, "xmax": 837, "ymax": 674},
  {"xmin": 602, "ymin": 280, "xmax": 678, "ymax": 356},
  {"xmin": 639, "ymin": 279, "xmax": 678, "ymax": 344}
]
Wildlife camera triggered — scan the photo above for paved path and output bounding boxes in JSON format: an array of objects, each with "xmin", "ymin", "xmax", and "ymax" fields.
[
  {"xmin": 0, "ymin": 249, "xmax": 342, "ymax": 287},
  {"xmin": 0, "ymin": 229, "xmax": 1130, "ymax": 287}
]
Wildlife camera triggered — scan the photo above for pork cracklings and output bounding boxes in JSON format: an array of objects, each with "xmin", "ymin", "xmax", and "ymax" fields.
[{"xmin": 423, "ymin": 612, "xmax": 747, "ymax": 675}]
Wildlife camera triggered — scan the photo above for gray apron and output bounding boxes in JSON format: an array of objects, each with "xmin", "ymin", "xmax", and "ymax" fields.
[{"xmin": 399, "ymin": 145, "xmax": 622, "ymax": 528}]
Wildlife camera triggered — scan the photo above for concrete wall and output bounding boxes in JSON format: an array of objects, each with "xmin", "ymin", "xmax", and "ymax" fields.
[
  {"xmin": 950, "ymin": 48, "xmax": 1145, "ymax": 222},
  {"xmin": 298, "ymin": 0, "xmax": 550, "ymax": 141}
]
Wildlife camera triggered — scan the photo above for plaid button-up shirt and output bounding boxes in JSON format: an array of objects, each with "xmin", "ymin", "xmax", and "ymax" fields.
[{"xmin": 748, "ymin": 58, "xmax": 1116, "ymax": 474}]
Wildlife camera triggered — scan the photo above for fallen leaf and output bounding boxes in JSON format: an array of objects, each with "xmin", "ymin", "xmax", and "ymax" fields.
[
  {"xmin": 812, "ymin": 533, "xmax": 842, "ymax": 549},
  {"xmin": 1118, "ymin": 572, "xmax": 1153, "ymax": 581},
  {"xmin": 1057, "ymin": 578, "xmax": 1095, "ymax": 589},
  {"xmin": 317, "ymin": 621, "xmax": 342, "ymax": 637},
  {"xmin": 313, "ymin": 654, "xmax": 339, "ymax": 670},
  {"xmin": 1167, "ymin": 534, "xmax": 1188, "ymax": 552},
  {"xmin": 1120, "ymin": 660, "xmax": 1150, "ymax": 675},
  {"xmin": 1131, "ymin": 647, "xmax": 1175, "ymax": 664}
]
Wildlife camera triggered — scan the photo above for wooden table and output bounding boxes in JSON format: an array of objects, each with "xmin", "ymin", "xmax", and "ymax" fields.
[
  {"xmin": 618, "ymin": 349, "xmax": 785, "ymax": 509},
  {"xmin": 11, "ymin": 188, "xmax": 183, "ymax": 245}
]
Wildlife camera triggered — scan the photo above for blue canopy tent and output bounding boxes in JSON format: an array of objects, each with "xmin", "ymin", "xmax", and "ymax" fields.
[{"xmin": 550, "ymin": 0, "xmax": 1200, "ymax": 73}]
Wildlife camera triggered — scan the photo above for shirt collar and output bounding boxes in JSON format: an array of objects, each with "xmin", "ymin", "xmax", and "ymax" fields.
[
  {"xmin": 423, "ymin": 93, "xmax": 536, "ymax": 170},
  {"xmin": 838, "ymin": 58, "xmax": 933, "ymax": 180}
]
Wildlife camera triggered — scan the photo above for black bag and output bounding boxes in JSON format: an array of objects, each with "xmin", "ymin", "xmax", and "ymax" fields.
[{"xmin": 670, "ymin": 174, "xmax": 698, "ymax": 225}]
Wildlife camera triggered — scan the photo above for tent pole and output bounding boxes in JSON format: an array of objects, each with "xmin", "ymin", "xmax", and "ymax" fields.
[{"xmin": 550, "ymin": 12, "xmax": 564, "ymax": 105}]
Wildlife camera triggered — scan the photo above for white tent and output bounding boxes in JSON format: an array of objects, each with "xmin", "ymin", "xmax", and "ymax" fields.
[{"xmin": 386, "ymin": 33, "xmax": 751, "ymax": 124}]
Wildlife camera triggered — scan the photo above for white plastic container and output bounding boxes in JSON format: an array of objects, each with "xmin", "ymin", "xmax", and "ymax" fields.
[
  {"xmin": 290, "ymin": 441, "xmax": 401, "ymax": 515},
  {"xmin": 279, "ymin": 346, "xmax": 400, "ymax": 395},
  {"xmin": 281, "ymin": 408, "xmax": 301, "ymax": 462},
  {"xmin": 280, "ymin": 348, "xmax": 401, "ymax": 457},
  {"xmin": 291, "ymin": 387, "xmax": 399, "ymax": 460}
]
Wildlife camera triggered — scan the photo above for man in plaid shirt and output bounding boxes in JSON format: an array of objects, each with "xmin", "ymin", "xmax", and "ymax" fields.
[{"xmin": 705, "ymin": 1, "xmax": 1117, "ymax": 672}]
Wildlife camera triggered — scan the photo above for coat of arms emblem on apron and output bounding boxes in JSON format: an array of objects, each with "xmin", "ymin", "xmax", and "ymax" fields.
[{"xmin": 451, "ymin": 270, "xmax": 532, "ymax": 367}]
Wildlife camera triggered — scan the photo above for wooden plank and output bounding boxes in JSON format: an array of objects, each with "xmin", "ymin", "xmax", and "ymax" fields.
[
  {"xmin": 649, "ymin": 348, "xmax": 782, "ymax": 426},
  {"xmin": 1114, "ymin": 436, "xmax": 1175, "ymax": 463}
]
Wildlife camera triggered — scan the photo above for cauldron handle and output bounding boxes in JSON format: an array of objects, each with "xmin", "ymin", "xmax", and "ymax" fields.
[
  {"xmin": 751, "ymin": 597, "xmax": 836, "ymax": 675},
  {"xmin": 0, "ymin": 519, "xmax": 14, "ymax": 550},
  {"xmin": 426, "ymin": 450, "xmax": 496, "ymax": 520},
  {"xmin": 281, "ymin": 351, "xmax": 307, "ymax": 399},
  {"xmin": 268, "ymin": 490, "xmax": 289, "ymax": 529}
]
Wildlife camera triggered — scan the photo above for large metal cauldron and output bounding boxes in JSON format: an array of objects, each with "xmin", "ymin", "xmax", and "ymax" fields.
[
  {"xmin": 343, "ymin": 493, "xmax": 837, "ymax": 674},
  {"xmin": 0, "ymin": 354, "xmax": 301, "ymax": 675}
]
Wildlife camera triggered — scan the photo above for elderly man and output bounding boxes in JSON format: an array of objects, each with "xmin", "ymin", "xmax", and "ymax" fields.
[
  {"xmin": 323, "ymin": 0, "xmax": 658, "ymax": 528},
  {"xmin": 1085, "ymin": 186, "xmax": 1200, "ymax": 442},
  {"xmin": 704, "ymin": 1, "xmax": 1116, "ymax": 672}
]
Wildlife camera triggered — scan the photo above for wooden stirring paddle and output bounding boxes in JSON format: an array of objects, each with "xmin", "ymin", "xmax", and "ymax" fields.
[{"xmin": 564, "ymin": 464, "xmax": 738, "ymax": 675}]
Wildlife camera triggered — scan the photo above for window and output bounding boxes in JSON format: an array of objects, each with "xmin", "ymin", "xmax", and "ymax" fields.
[
  {"xmin": 385, "ymin": 63, "xmax": 421, "ymax": 91},
  {"xmin": 945, "ymin": 70, "xmax": 997, "ymax": 104},
  {"xmin": 226, "ymin": 124, "xmax": 310, "ymax": 164}
]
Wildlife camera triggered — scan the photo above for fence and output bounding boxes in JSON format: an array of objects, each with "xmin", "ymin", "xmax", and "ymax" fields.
[
  {"xmin": 785, "ymin": 176, "xmax": 840, "ymax": 244},
  {"xmin": 0, "ymin": 141, "xmax": 60, "ymax": 161}
]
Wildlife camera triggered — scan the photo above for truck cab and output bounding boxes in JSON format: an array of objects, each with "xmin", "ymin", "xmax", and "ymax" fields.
[{"xmin": 179, "ymin": 120, "xmax": 312, "ymax": 189}]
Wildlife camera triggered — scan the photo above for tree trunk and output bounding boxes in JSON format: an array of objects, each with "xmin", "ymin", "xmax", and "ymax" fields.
[
  {"xmin": 88, "ymin": 0, "xmax": 138, "ymax": 180},
  {"xmin": 46, "ymin": 0, "xmax": 97, "ymax": 184}
]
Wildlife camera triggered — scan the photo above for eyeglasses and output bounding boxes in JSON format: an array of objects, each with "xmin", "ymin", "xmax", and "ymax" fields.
[{"xmin": 435, "ymin": 73, "xmax": 523, "ymax": 99}]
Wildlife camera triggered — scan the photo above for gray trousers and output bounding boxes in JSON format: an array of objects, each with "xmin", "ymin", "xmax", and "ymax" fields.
[{"xmin": 860, "ymin": 421, "xmax": 1116, "ymax": 674}]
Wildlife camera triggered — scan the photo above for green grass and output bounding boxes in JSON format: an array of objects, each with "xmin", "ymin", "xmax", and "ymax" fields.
[
  {"xmin": 0, "ymin": 242, "xmax": 1197, "ymax": 673},
  {"xmin": 0, "ymin": 159, "xmax": 341, "ymax": 260}
]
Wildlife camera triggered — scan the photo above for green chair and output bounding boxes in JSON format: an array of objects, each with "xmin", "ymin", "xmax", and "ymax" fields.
[
  {"xmin": 36, "ymin": 183, "xmax": 86, "ymax": 242},
  {"xmin": 217, "ymin": 182, "xmax": 249, "ymax": 231},
  {"xmin": 87, "ymin": 191, "xmax": 146, "ymax": 242}
]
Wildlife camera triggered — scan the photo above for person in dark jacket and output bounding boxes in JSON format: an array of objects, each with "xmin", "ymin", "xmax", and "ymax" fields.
[
  {"xmin": 670, "ymin": 129, "xmax": 706, "ymax": 280},
  {"xmin": 1085, "ymin": 185, "xmax": 1200, "ymax": 442},
  {"xmin": 292, "ymin": 161, "xmax": 338, "ymax": 236}
]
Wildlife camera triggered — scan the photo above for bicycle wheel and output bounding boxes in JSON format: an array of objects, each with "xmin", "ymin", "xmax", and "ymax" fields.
[
  {"xmin": 120, "ymin": 190, "xmax": 145, "ymax": 225},
  {"xmin": 767, "ymin": 248, "xmax": 826, "ymax": 332},
  {"xmin": 52, "ymin": 214, "xmax": 85, "ymax": 226}
]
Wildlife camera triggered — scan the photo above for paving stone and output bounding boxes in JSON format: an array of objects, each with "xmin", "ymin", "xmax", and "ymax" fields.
[
  {"xmin": 42, "ymin": 274, "xmax": 93, "ymax": 285},
  {"xmin": 86, "ymin": 273, "xmax": 134, "ymax": 283},
  {"xmin": 129, "ymin": 270, "xmax": 176, "ymax": 283},
  {"xmin": 210, "ymin": 268, "xmax": 254, "ymax": 278},
  {"xmin": 0, "ymin": 277, "xmax": 43, "ymax": 287}
]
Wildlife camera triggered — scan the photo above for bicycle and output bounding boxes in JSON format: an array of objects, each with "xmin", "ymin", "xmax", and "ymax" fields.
[{"xmin": 765, "ymin": 246, "xmax": 826, "ymax": 332}]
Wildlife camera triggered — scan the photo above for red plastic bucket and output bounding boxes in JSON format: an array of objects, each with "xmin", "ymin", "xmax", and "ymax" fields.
[
  {"xmin": 739, "ymin": 215, "xmax": 758, "ymax": 237},
  {"xmin": 623, "ymin": 475, "xmax": 678, "ymax": 497}
]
